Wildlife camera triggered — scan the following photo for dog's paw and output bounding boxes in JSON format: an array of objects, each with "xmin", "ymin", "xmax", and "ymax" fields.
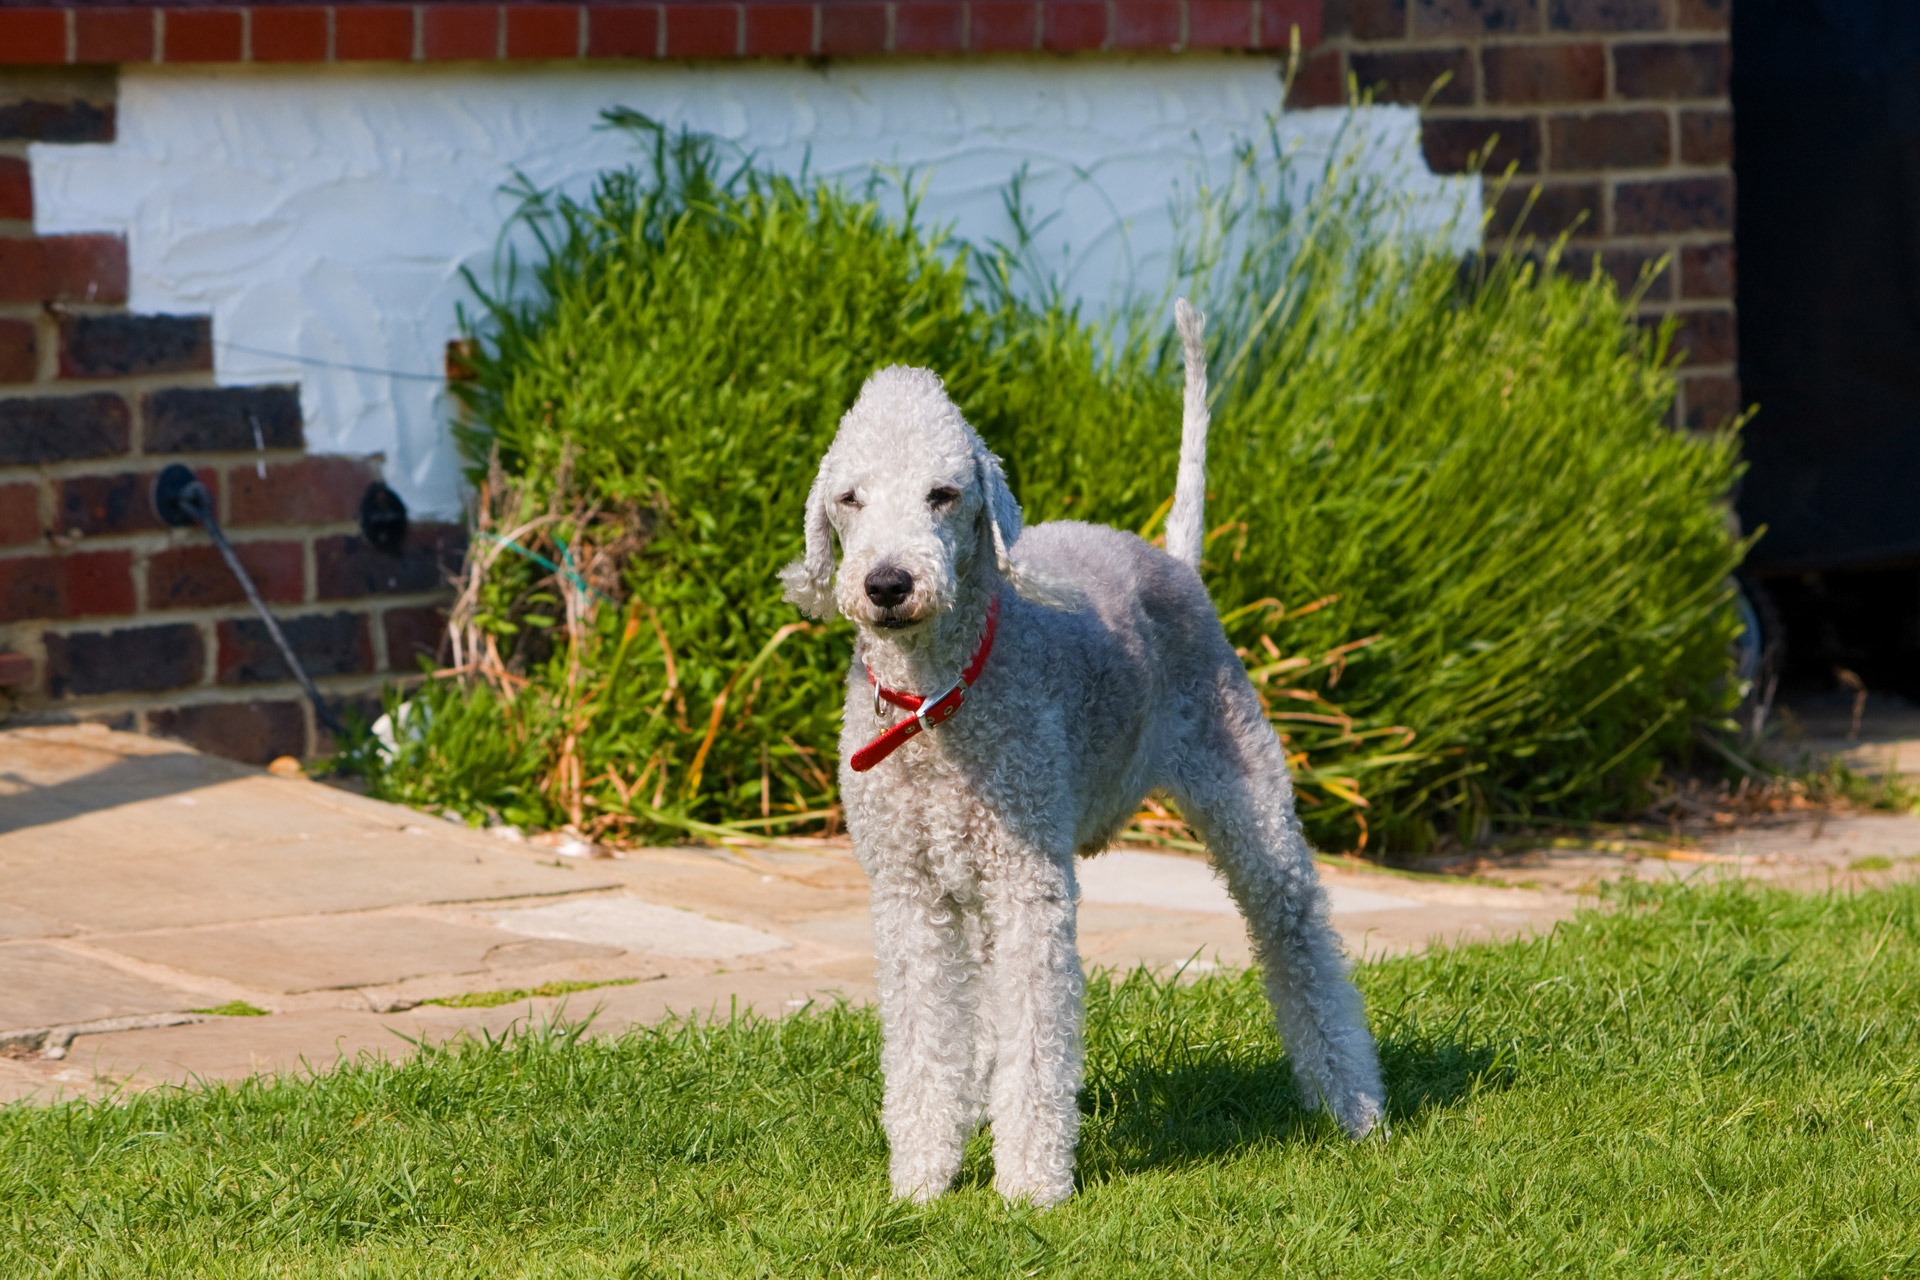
[
  {"xmin": 1338, "ymin": 1092, "xmax": 1388, "ymax": 1141},
  {"xmin": 992, "ymin": 1173, "xmax": 1074, "ymax": 1209}
]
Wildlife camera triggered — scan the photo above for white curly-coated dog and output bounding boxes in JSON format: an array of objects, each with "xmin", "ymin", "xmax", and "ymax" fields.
[{"xmin": 780, "ymin": 301, "xmax": 1384, "ymax": 1206}]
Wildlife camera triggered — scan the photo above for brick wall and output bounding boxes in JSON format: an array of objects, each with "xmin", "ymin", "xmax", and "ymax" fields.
[
  {"xmin": 1297, "ymin": 0, "xmax": 1736, "ymax": 429},
  {"xmin": 0, "ymin": 70, "xmax": 461, "ymax": 763}
]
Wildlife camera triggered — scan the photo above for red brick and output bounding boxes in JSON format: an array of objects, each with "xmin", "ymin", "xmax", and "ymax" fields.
[
  {"xmin": 1340, "ymin": 0, "xmax": 1406, "ymax": 38},
  {"xmin": 969, "ymin": 1, "xmax": 1037, "ymax": 51},
  {"xmin": 0, "ymin": 11, "xmax": 67, "ymax": 65},
  {"xmin": 143, "ymin": 385, "xmax": 304, "ymax": 454},
  {"xmin": 1042, "ymin": 1, "xmax": 1107, "ymax": 49},
  {"xmin": 1482, "ymin": 41, "xmax": 1604, "ymax": 103},
  {"xmin": 217, "ymin": 610, "xmax": 372, "ymax": 685},
  {"xmin": 1570, "ymin": 245, "xmax": 1671, "ymax": 300},
  {"xmin": 149, "ymin": 541, "xmax": 305, "ymax": 611},
  {"xmin": 0, "ymin": 318, "xmax": 36, "ymax": 384},
  {"xmin": 1679, "ymin": 107, "xmax": 1730, "ymax": 165},
  {"xmin": 743, "ymin": 3, "xmax": 814, "ymax": 54},
  {"xmin": 1547, "ymin": 109, "xmax": 1670, "ymax": 170},
  {"xmin": 162, "ymin": 9, "xmax": 244, "ymax": 62},
  {"xmin": 820, "ymin": 3, "xmax": 888, "ymax": 54},
  {"xmin": 58, "ymin": 313, "xmax": 211, "ymax": 380},
  {"xmin": 1256, "ymin": 0, "xmax": 1320, "ymax": 46},
  {"xmin": 587, "ymin": 4, "xmax": 661, "ymax": 56},
  {"xmin": 251, "ymin": 7, "xmax": 330, "ymax": 61},
  {"xmin": 54, "ymin": 467, "xmax": 217, "ymax": 537},
  {"xmin": 0, "ymin": 650, "xmax": 34, "ymax": 688},
  {"xmin": 1422, "ymin": 115, "xmax": 1540, "ymax": 174},
  {"xmin": 1111, "ymin": 1, "xmax": 1180, "ymax": 48},
  {"xmin": 0, "ymin": 97, "xmax": 114, "ymax": 144},
  {"xmin": 75, "ymin": 9, "xmax": 155, "ymax": 63},
  {"xmin": 1487, "ymin": 179, "xmax": 1602, "ymax": 238},
  {"xmin": 0, "ymin": 549, "xmax": 134, "ymax": 622},
  {"xmin": 1613, "ymin": 40, "xmax": 1728, "ymax": 99},
  {"xmin": 1613, "ymin": 174, "xmax": 1731, "ymax": 235},
  {"xmin": 506, "ymin": 5, "xmax": 583, "ymax": 58},
  {"xmin": 663, "ymin": 3, "xmax": 737, "ymax": 56},
  {"xmin": 336, "ymin": 6, "xmax": 415, "ymax": 59},
  {"xmin": 0, "ymin": 156, "xmax": 29, "ymax": 220},
  {"xmin": 0, "ymin": 234, "xmax": 128, "ymax": 305},
  {"xmin": 893, "ymin": 2, "xmax": 963, "ymax": 53},
  {"xmin": 0, "ymin": 394, "xmax": 130, "ymax": 466},
  {"xmin": 149, "ymin": 700, "xmax": 306, "ymax": 765},
  {"xmin": 0, "ymin": 555, "xmax": 63, "ymax": 620},
  {"xmin": 1680, "ymin": 240, "xmax": 1733, "ymax": 299},
  {"xmin": 422, "ymin": 5, "xmax": 500, "ymax": 59},
  {"xmin": 384, "ymin": 602, "xmax": 449, "ymax": 670},
  {"xmin": 1286, "ymin": 45, "xmax": 1344, "ymax": 107},
  {"xmin": 1350, "ymin": 48, "xmax": 1474, "ymax": 106},
  {"xmin": 1411, "ymin": 0, "xmax": 1540, "ymax": 37},
  {"xmin": 1188, "ymin": 0, "xmax": 1255, "ymax": 47},
  {"xmin": 1674, "ymin": 0, "xmax": 1725, "ymax": 30},
  {"xmin": 227, "ymin": 455, "xmax": 381, "ymax": 528},
  {"xmin": 1548, "ymin": 0, "xmax": 1664, "ymax": 29},
  {"xmin": 1658, "ymin": 305, "xmax": 1735, "ymax": 365},
  {"xmin": 1679, "ymin": 371, "xmax": 1739, "ymax": 430},
  {"xmin": 316, "ymin": 523, "xmax": 466, "ymax": 600},
  {"xmin": 0, "ymin": 483, "xmax": 40, "ymax": 546},
  {"xmin": 45, "ymin": 623, "xmax": 205, "ymax": 697}
]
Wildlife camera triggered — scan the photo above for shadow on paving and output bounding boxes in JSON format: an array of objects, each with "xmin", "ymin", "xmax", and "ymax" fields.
[{"xmin": 0, "ymin": 752, "xmax": 229, "ymax": 837}]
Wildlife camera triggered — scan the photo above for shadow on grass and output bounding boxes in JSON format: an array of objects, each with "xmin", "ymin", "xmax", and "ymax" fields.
[{"xmin": 1065, "ymin": 1030, "xmax": 1514, "ymax": 1179}]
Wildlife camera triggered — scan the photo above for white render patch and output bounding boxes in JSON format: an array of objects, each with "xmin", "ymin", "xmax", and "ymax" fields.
[
  {"xmin": 489, "ymin": 896, "xmax": 790, "ymax": 959},
  {"xmin": 1077, "ymin": 849, "xmax": 1419, "ymax": 916},
  {"xmin": 30, "ymin": 61, "xmax": 1471, "ymax": 518}
]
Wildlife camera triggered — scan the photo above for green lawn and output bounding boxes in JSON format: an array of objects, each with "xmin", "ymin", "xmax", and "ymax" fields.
[{"xmin": 5, "ymin": 880, "xmax": 1916, "ymax": 1277}]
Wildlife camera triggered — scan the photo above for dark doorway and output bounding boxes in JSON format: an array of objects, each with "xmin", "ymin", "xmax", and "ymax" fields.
[{"xmin": 1733, "ymin": 0, "xmax": 1920, "ymax": 696}]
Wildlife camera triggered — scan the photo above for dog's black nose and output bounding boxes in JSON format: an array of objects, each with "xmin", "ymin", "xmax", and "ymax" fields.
[{"xmin": 865, "ymin": 566, "xmax": 914, "ymax": 609}]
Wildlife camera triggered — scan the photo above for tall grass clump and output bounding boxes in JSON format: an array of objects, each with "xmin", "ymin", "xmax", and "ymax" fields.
[{"xmin": 363, "ymin": 113, "xmax": 1744, "ymax": 855}]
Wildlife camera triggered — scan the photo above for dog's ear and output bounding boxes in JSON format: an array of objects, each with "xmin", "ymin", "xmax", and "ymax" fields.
[
  {"xmin": 778, "ymin": 467, "xmax": 837, "ymax": 620},
  {"xmin": 974, "ymin": 439, "xmax": 1079, "ymax": 610}
]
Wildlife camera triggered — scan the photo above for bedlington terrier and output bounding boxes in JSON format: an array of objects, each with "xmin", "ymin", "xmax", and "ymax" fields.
[{"xmin": 780, "ymin": 301, "xmax": 1384, "ymax": 1207}]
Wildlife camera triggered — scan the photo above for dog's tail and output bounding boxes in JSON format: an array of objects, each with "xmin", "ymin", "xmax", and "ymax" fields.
[{"xmin": 1164, "ymin": 298, "xmax": 1211, "ymax": 570}]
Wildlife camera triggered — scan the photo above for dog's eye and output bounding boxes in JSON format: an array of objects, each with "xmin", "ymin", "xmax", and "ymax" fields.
[
  {"xmin": 837, "ymin": 490, "xmax": 863, "ymax": 509},
  {"xmin": 927, "ymin": 486, "xmax": 960, "ymax": 511}
]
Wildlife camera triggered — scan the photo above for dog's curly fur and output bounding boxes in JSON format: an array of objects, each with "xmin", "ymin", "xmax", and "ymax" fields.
[{"xmin": 781, "ymin": 303, "xmax": 1384, "ymax": 1206}]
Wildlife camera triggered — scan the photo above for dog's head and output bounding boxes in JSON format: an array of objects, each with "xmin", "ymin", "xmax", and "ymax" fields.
[{"xmin": 779, "ymin": 366, "xmax": 1061, "ymax": 631}]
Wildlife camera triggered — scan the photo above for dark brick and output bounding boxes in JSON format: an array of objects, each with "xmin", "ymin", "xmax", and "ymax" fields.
[
  {"xmin": 44, "ymin": 622, "xmax": 204, "ymax": 696},
  {"xmin": 0, "ymin": 650, "xmax": 33, "ymax": 688},
  {"xmin": 58, "ymin": 313, "xmax": 212, "ymax": 380},
  {"xmin": 1566, "ymin": 245, "xmax": 1671, "ymax": 300},
  {"xmin": 1663, "ymin": 305, "xmax": 1736, "ymax": 365},
  {"xmin": 1547, "ymin": 110, "xmax": 1670, "ymax": 170},
  {"xmin": 1613, "ymin": 175, "xmax": 1732, "ymax": 234},
  {"xmin": 1350, "ymin": 48, "xmax": 1475, "ymax": 106},
  {"xmin": 1257, "ymin": 0, "xmax": 1322, "ymax": 46},
  {"xmin": 0, "ymin": 99, "xmax": 115, "ymax": 144},
  {"xmin": 1, "ymin": 550, "xmax": 136, "ymax": 620},
  {"xmin": 217, "ymin": 610, "xmax": 373, "ymax": 685},
  {"xmin": 1482, "ymin": 41, "xmax": 1605, "ymax": 103},
  {"xmin": 1614, "ymin": 40, "xmax": 1729, "ymax": 99},
  {"xmin": 1674, "ymin": 0, "xmax": 1726, "ymax": 30},
  {"xmin": 143, "ymin": 385, "xmax": 303, "ymax": 454},
  {"xmin": 148, "ymin": 541, "xmax": 305, "ymax": 612},
  {"xmin": 0, "ymin": 317, "xmax": 36, "ymax": 383},
  {"xmin": 54, "ymin": 467, "xmax": 217, "ymax": 537},
  {"xmin": 0, "ymin": 234, "xmax": 129, "ymax": 305},
  {"xmin": 1549, "ymin": 0, "xmax": 1665, "ymax": 30},
  {"xmin": 0, "ymin": 393, "xmax": 131, "ymax": 466},
  {"xmin": 1411, "ymin": 0, "xmax": 1540, "ymax": 36},
  {"xmin": 1340, "ymin": 0, "xmax": 1406, "ymax": 38},
  {"xmin": 383, "ymin": 603, "xmax": 449, "ymax": 671},
  {"xmin": 0, "ymin": 155, "xmax": 30, "ymax": 220},
  {"xmin": 227, "ymin": 455, "xmax": 382, "ymax": 528},
  {"xmin": 1286, "ymin": 47, "xmax": 1346, "ymax": 108},
  {"xmin": 1679, "ymin": 107, "xmax": 1731, "ymax": 164},
  {"xmin": 1422, "ymin": 116, "xmax": 1541, "ymax": 174},
  {"xmin": 1487, "ymin": 179, "xmax": 1603, "ymax": 238},
  {"xmin": 1680, "ymin": 371, "xmax": 1740, "ymax": 429},
  {"xmin": 148, "ymin": 700, "xmax": 307, "ymax": 765},
  {"xmin": 1680, "ymin": 240, "xmax": 1733, "ymax": 299},
  {"xmin": 0, "ymin": 481, "xmax": 39, "ymax": 545},
  {"xmin": 315, "ymin": 523, "xmax": 465, "ymax": 600}
]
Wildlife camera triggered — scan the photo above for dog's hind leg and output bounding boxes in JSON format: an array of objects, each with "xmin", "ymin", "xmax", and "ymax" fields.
[
  {"xmin": 871, "ymin": 874, "xmax": 985, "ymax": 1201},
  {"xmin": 1165, "ymin": 677, "xmax": 1386, "ymax": 1139}
]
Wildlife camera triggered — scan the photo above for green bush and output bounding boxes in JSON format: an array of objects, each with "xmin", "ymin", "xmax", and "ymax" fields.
[{"xmin": 363, "ymin": 115, "xmax": 1744, "ymax": 854}]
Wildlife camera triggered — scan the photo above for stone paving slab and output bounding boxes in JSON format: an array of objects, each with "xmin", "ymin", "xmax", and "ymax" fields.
[{"xmin": 0, "ymin": 942, "xmax": 205, "ymax": 1030}]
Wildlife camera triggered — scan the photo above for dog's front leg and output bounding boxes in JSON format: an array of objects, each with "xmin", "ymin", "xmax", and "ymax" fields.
[
  {"xmin": 981, "ymin": 846, "xmax": 1084, "ymax": 1207},
  {"xmin": 871, "ymin": 873, "xmax": 980, "ymax": 1202}
]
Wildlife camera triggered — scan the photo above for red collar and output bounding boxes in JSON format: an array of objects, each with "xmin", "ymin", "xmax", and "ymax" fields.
[{"xmin": 849, "ymin": 594, "xmax": 1000, "ymax": 772}]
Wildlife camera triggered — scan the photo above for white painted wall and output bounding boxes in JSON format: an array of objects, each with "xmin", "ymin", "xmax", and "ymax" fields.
[{"xmin": 31, "ymin": 60, "xmax": 1470, "ymax": 519}]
